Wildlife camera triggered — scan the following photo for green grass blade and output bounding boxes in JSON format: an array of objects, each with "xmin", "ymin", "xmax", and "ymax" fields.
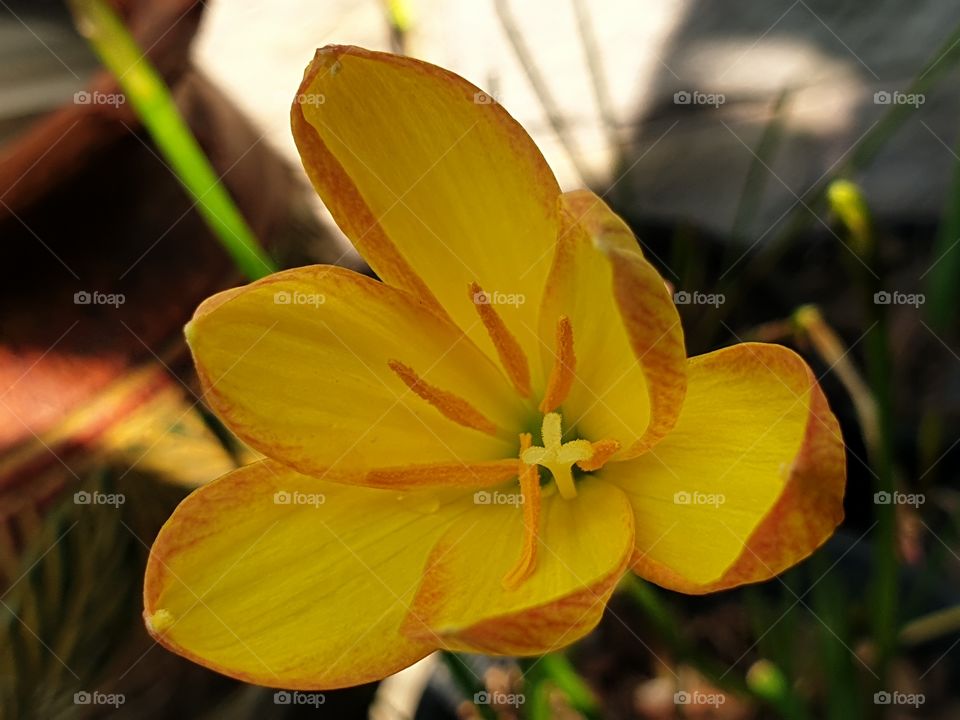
[{"xmin": 70, "ymin": 0, "xmax": 277, "ymax": 281}]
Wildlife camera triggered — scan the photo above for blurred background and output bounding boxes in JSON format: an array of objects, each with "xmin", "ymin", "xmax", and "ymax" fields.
[{"xmin": 1, "ymin": 0, "xmax": 959, "ymax": 717}]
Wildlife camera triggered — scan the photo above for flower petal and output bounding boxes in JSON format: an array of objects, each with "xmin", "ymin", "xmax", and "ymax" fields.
[
  {"xmin": 144, "ymin": 460, "xmax": 471, "ymax": 689},
  {"xmin": 403, "ymin": 478, "xmax": 634, "ymax": 654},
  {"xmin": 292, "ymin": 46, "xmax": 560, "ymax": 389},
  {"xmin": 187, "ymin": 265, "xmax": 527, "ymax": 486},
  {"xmin": 539, "ymin": 190, "xmax": 687, "ymax": 457},
  {"xmin": 601, "ymin": 343, "xmax": 846, "ymax": 593}
]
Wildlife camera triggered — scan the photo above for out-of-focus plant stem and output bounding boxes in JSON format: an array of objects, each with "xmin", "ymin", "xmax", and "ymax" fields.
[
  {"xmin": 725, "ymin": 92, "xmax": 789, "ymax": 267},
  {"xmin": 809, "ymin": 555, "xmax": 861, "ymax": 720},
  {"xmin": 866, "ymin": 315, "xmax": 898, "ymax": 678},
  {"xmin": 493, "ymin": 0, "xmax": 596, "ymax": 187},
  {"xmin": 918, "ymin": 123, "xmax": 960, "ymax": 481},
  {"xmin": 901, "ymin": 604, "xmax": 960, "ymax": 645},
  {"xmin": 69, "ymin": 0, "xmax": 277, "ymax": 281},
  {"xmin": 773, "ymin": 17, "xmax": 960, "ymax": 253},
  {"xmin": 519, "ymin": 653, "xmax": 600, "ymax": 720},
  {"xmin": 793, "ymin": 305, "xmax": 880, "ymax": 460},
  {"xmin": 439, "ymin": 651, "xmax": 496, "ymax": 720},
  {"xmin": 824, "ymin": 179, "xmax": 897, "ymax": 688},
  {"xmin": 381, "ymin": 0, "xmax": 412, "ymax": 55},
  {"xmin": 694, "ymin": 90, "xmax": 788, "ymax": 344},
  {"xmin": 925, "ymin": 125, "xmax": 960, "ymax": 332},
  {"xmin": 622, "ymin": 575, "xmax": 810, "ymax": 720},
  {"xmin": 570, "ymin": 0, "xmax": 620, "ymax": 159},
  {"xmin": 707, "ymin": 18, "xmax": 960, "ymax": 345}
]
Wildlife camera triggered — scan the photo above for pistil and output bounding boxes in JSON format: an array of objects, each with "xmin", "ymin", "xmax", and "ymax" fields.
[{"xmin": 521, "ymin": 413, "xmax": 592, "ymax": 499}]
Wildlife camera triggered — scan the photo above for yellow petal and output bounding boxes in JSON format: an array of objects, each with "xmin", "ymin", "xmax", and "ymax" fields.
[
  {"xmin": 187, "ymin": 265, "xmax": 527, "ymax": 485},
  {"xmin": 292, "ymin": 46, "xmax": 560, "ymax": 389},
  {"xmin": 502, "ymin": 433, "xmax": 541, "ymax": 590},
  {"xmin": 404, "ymin": 478, "xmax": 634, "ymax": 654},
  {"xmin": 539, "ymin": 190, "xmax": 687, "ymax": 457},
  {"xmin": 601, "ymin": 343, "xmax": 846, "ymax": 593},
  {"xmin": 144, "ymin": 460, "xmax": 470, "ymax": 689}
]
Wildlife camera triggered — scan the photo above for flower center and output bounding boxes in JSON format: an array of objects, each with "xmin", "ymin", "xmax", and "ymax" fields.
[
  {"xmin": 502, "ymin": 412, "xmax": 619, "ymax": 589},
  {"xmin": 453, "ymin": 299, "xmax": 624, "ymax": 589},
  {"xmin": 521, "ymin": 412, "xmax": 592, "ymax": 499}
]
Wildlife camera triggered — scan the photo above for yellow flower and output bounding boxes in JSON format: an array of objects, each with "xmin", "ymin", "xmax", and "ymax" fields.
[{"xmin": 143, "ymin": 46, "xmax": 846, "ymax": 690}]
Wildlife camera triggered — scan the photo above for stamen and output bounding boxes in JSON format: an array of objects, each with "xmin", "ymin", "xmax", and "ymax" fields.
[
  {"xmin": 468, "ymin": 282, "xmax": 532, "ymax": 397},
  {"xmin": 503, "ymin": 433, "xmax": 542, "ymax": 589},
  {"xmin": 388, "ymin": 360, "xmax": 499, "ymax": 436},
  {"xmin": 539, "ymin": 315, "xmax": 576, "ymax": 413},
  {"xmin": 577, "ymin": 439, "xmax": 621, "ymax": 472}
]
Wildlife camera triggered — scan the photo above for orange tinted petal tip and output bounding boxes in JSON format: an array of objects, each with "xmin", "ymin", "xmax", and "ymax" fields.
[{"xmin": 302, "ymin": 44, "xmax": 347, "ymax": 78}]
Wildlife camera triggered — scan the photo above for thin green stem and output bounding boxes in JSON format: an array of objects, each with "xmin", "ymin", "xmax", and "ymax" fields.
[
  {"xmin": 793, "ymin": 305, "xmax": 880, "ymax": 459},
  {"xmin": 824, "ymin": 181, "xmax": 897, "ymax": 687},
  {"xmin": 705, "ymin": 17, "xmax": 960, "ymax": 345},
  {"xmin": 622, "ymin": 575, "xmax": 810, "ymax": 720},
  {"xmin": 381, "ymin": 0, "xmax": 413, "ymax": 54},
  {"xmin": 727, "ymin": 91, "xmax": 789, "ymax": 262},
  {"xmin": 520, "ymin": 653, "xmax": 600, "ymax": 720},
  {"xmin": 927, "ymin": 129, "xmax": 960, "ymax": 330},
  {"xmin": 439, "ymin": 651, "xmax": 496, "ymax": 720},
  {"xmin": 493, "ymin": 0, "xmax": 596, "ymax": 187},
  {"xmin": 809, "ymin": 556, "xmax": 861, "ymax": 719},
  {"xmin": 570, "ymin": 0, "xmax": 621, "ymax": 159},
  {"xmin": 901, "ymin": 604, "xmax": 960, "ymax": 645},
  {"xmin": 866, "ymin": 308, "xmax": 897, "ymax": 681},
  {"xmin": 69, "ymin": 0, "xmax": 277, "ymax": 281}
]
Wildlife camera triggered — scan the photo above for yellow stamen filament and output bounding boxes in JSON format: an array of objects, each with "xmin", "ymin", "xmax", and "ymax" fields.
[
  {"xmin": 521, "ymin": 413, "xmax": 592, "ymax": 500},
  {"xmin": 468, "ymin": 282, "xmax": 532, "ymax": 397},
  {"xmin": 539, "ymin": 315, "xmax": 576, "ymax": 413},
  {"xmin": 503, "ymin": 432, "xmax": 542, "ymax": 590},
  {"xmin": 388, "ymin": 359, "xmax": 499, "ymax": 436},
  {"xmin": 577, "ymin": 438, "xmax": 621, "ymax": 472}
]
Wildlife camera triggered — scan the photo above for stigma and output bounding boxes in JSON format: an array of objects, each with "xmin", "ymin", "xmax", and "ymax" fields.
[{"xmin": 521, "ymin": 413, "xmax": 593, "ymax": 499}]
